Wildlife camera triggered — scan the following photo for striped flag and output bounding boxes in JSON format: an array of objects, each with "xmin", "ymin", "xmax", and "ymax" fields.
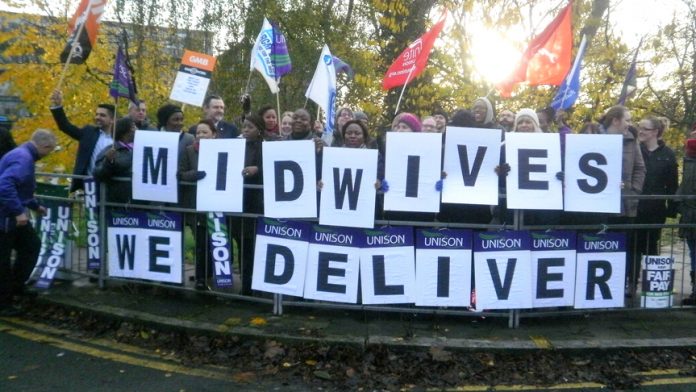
[{"xmin": 60, "ymin": 0, "xmax": 108, "ymax": 64}]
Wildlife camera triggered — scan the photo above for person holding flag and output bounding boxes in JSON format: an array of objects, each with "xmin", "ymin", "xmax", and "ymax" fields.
[{"xmin": 49, "ymin": 90, "xmax": 115, "ymax": 192}]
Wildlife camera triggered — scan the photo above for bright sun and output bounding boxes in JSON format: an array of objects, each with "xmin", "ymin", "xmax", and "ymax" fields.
[{"xmin": 469, "ymin": 29, "xmax": 522, "ymax": 85}]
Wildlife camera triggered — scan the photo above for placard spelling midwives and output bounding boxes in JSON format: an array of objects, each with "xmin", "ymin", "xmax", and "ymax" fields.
[{"xmin": 131, "ymin": 129, "xmax": 624, "ymax": 229}]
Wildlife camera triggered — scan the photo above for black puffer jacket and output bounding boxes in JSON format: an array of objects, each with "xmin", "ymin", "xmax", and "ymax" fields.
[{"xmin": 637, "ymin": 141, "xmax": 678, "ymax": 222}]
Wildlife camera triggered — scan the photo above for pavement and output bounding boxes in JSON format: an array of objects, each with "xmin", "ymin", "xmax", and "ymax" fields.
[{"xmin": 21, "ymin": 276, "xmax": 696, "ymax": 352}]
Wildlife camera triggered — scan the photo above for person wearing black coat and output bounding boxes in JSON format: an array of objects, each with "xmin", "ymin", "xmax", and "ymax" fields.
[
  {"xmin": 634, "ymin": 116, "xmax": 678, "ymax": 271},
  {"xmin": 93, "ymin": 118, "xmax": 136, "ymax": 204},
  {"xmin": 234, "ymin": 114, "xmax": 265, "ymax": 295},
  {"xmin": 49, "ymin": 89, "xmax": 115, "ymax": 192},
  {"xmin": 0, "ymin": 124, "xmax": 17, "ymax": 162}
]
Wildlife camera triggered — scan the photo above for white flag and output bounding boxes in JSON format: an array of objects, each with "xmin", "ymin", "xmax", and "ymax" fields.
[
  {"xmin": 250, "ymin": 17, "xmax": 279, "ymax": 93},
  {"xmin": 305, "ymin": 45, "xmax": 337, "ymax": 135}
]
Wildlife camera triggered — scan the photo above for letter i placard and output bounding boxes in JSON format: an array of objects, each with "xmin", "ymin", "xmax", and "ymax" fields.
[{"xmin": 574, "ymin": 232, "xmax": 626, "ymax": 309}]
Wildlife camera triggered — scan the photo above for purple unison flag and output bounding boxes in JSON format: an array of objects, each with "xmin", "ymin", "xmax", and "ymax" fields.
[
  {"xmin": 109, "ymin": 46, "xmax": 138, "ymax": 104},
  {"xmin": 332, "ymin": 55, "xmax": 354, "ymax": 79},
  {"xmin": 270, "ymin": 21, "xmax": 292, "ymax": 78},
  {"xmin": 618, "ymin": 38, "xmax": 642, "ymax": 105}
]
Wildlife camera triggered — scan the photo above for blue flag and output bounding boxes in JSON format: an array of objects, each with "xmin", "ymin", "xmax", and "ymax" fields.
[
  {"xmin": 551, "ymin": 35, "xmax": 587, "ymax": 110},
  {"xmin": 618, "ymin": 38, "xmax": 643, "ymax": 105}
]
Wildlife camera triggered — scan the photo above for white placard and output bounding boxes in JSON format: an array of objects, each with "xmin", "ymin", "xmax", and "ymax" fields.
[
  {"xmin": 564, "ymin": 134, "xmax": 622, "ymax": 213},
  {"xmin": 169, "ymin": 50, "xmax": 216, "ymax": 107},
  {"xmin": 304, "ymin": 243, "xmax": 361, "ymax": 303},
  {"xmin": 262, "ymin": 140, "xmax": 318, "ymax": 218},
  {"xmin": 383, "ymin": 132, "xmax": 443, "ymax": 213},
  {"xmin": 319, "ymin": 147, "xmax": 378, "ymax": 228},
  {"xmin": 574, "ymin": 252, "xmax": 626, "ymax": 309},
  {"xmin": 251, "ymin": 234, "xmax": 309, "ymax": 296},
  {"xmin": 360, "ymin": 246, "xmax": 416, "ymax": 304},
  {"xmin": 531, "ymin": 249, "xmax": 577, "ymax": 308},
  {"xmin": 441, "ymin": 127, "xmax": 502, "ymax": 205},
  {"xmin": 505, "ymin": 132, "xmax": 563, "ymax": 210},
  {"xmin": 415, "ymin": 248, "xmax": 472, "ymax": 307},
  {"xmin": 132, "ymin": 131, "xmax": 180, "ymax": 203},
  {"xmin": 196, "ymin": 138, "xmax": 246, "ymax": 212},
  {"xmin": 474, "ymin": 249, "xmax": 532, "ymax": 310}
]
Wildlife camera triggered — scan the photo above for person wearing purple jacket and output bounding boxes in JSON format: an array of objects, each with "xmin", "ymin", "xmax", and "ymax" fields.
[{"xmin": 0, "ymin": 129, "xmax": 57, "ymax": 316}]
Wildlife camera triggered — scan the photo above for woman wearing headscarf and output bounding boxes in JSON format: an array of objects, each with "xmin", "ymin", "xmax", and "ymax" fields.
[
  {"xmin": 472, "ymin": 97, "xmax": 496, "ymax": 129},
  {"xmin": 156, "ymin": 103, "xmax": 194, "ymax": 157}
]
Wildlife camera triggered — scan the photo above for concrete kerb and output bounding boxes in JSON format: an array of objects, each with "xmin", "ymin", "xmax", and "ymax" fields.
[{"xmin": 32, "ymin": 291, "xmax": 696, "ymax": 353}]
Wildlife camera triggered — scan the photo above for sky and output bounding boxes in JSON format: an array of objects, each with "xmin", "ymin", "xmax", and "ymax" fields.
[{"xmin": 0, "ymin": 0, "xmax": 690, "ymax": 84}]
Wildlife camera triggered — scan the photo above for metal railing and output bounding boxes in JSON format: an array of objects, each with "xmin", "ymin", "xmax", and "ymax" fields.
[{"xmin": 33, "ymin": 172, "xmax": 696, "ymax": 328}]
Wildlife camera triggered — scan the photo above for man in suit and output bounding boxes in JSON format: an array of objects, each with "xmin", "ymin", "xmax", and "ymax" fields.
[
  {"xmin": 127, "ymin": 100, "xmax": 155, "ymax": 130},
  {"xmin": 188, "ymin": 95, "xmax": 239, "ymax": 139},
  {"xmin": 50, "ymin": 90, "xmax": 115, "ymax": 192}
]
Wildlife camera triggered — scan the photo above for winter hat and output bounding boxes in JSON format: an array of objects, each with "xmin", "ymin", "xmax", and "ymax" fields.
[
  {"xmin": 513, "ymin": 108, "xmax": 541, "ymax": 132},
  {"xmin": 397, "ymin": 112, "xmax": 422, "ymax": 132},
  {"xmin": 156, "ymin": 104, "xmax": 183, "ymax": 129},
  {"xmin": 686, "ymin": 139, "xmax": 696, "ymax": 158},
  {"xmin": 473, "ymin": 97, "xmax": 494, "ymax": 125}
]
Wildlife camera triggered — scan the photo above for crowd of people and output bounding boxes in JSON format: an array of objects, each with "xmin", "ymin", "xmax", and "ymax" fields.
[{"xmin": 2, "ymin": 88, "xmax": 696, "ymax": 314}]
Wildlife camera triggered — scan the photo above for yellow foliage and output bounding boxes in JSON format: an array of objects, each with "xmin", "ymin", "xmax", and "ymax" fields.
[{"xmin": 0, "ymin": 10, "xmax": 180, "ymax": 174}]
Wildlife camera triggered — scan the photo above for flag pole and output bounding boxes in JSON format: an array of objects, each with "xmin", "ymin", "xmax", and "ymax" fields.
[
  {"xmin": 245, "ymin": 70, "xmax": 253, "ymax": 94},
  {"xmin": 112, "ymin": 96, "xmax": 118, "ymax": 147},
  {"xmin": 55, "ymin": 15, "xmax": 89, "ymax": 92},
  {"xmin": 394, "ymin": 66, "xmax": 415, "ymax": 115}
]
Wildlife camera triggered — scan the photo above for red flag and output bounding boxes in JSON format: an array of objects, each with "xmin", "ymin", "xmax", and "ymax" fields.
[
  {"xmin": 60, "ymin": 0, "xmax": 108, "ymax": 64},
  {"xmin": 382, "ymin": 13, "xmax": 447, "ymax": 90},
  {"xmin": 497, "ymin": 2, "xmax": 572, "ymax": 97}
]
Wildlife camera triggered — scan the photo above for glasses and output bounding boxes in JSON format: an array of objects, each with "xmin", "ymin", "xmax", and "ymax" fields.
[{"xmin": 639, "ymin": 126, "xmax": 656, "ymax": 132}]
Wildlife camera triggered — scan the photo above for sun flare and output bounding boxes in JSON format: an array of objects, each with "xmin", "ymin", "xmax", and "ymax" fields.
[{"xmin": 469, "ymin": 29, "xmax": 521, "ymax": 84}]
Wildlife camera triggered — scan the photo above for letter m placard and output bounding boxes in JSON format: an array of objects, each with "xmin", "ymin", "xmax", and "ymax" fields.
[{"xmin": 132, "ymin": 131, "xmax": 180, "ymax": 203}]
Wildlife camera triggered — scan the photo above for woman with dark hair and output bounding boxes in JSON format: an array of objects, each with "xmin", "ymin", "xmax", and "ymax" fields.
[
  {"xmin": 178, "ymin": 119, "xmax": 218, "ymax": 290},
  {"xmin": 0, "ymin": 125, "xmax": 17, "ymax": 161},
  {"xmin": 235, "ymin": 114, "xmax": 266, "ymax": 295},
  {"xmin": 341, "ymin": 120, "xmax": 370, "ymax": 149},
  {"xmin": 257, "ymin": 105, "xmax": 280, "ymax": 141},
  {"xmin": 93, "ymin": 117, "xmax": 136, "ymax": 203}
]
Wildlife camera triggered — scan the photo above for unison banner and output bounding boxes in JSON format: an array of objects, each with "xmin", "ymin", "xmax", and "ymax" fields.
[
  {"xmin": 84, "ymin": 178, "xmax": 100, "ymax": 270},
  {"xmin": 360, "ymin": 226, "xmax": 416, "ymax": 304},
  {"xmin": 415, "ymin": 228, "xmax": 473, "ymax": 307},
  {"xmin": 35, "ymin": 200, "xmax": 72, "ymax": 289},
  {"xmin": 474, "ymin": 231, "xmax": 532, "ymax": 310},
  {"xmin": 207, "ymin": 212, "xmax": 233, "ymax": 288},
  {"xmin": 574, "ymin": 232, "xmax": 626, "ymax": 309},
  {"xmin": 251, "ymin": 218, "xmax": 311, "ymax": 296},
  {"xmin": 107, "ymin": 210, "xmax": 183, "ymax": 284},
  {"xmin": 304, "ymin": 225, "xmax": 362, "ymax": 303},
  {"xmin": 641, "ymin": 255, "xmax": 674, "ymax": 308},
  {"xmin": 530, "ymin": 230, "xmax": 576, "ymax": 308}
]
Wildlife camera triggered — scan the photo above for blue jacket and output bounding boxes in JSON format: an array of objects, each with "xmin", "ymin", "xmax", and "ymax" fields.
[{"xmin": 0, "ymin": 143, "xmax": 40, "ymax": 230}]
